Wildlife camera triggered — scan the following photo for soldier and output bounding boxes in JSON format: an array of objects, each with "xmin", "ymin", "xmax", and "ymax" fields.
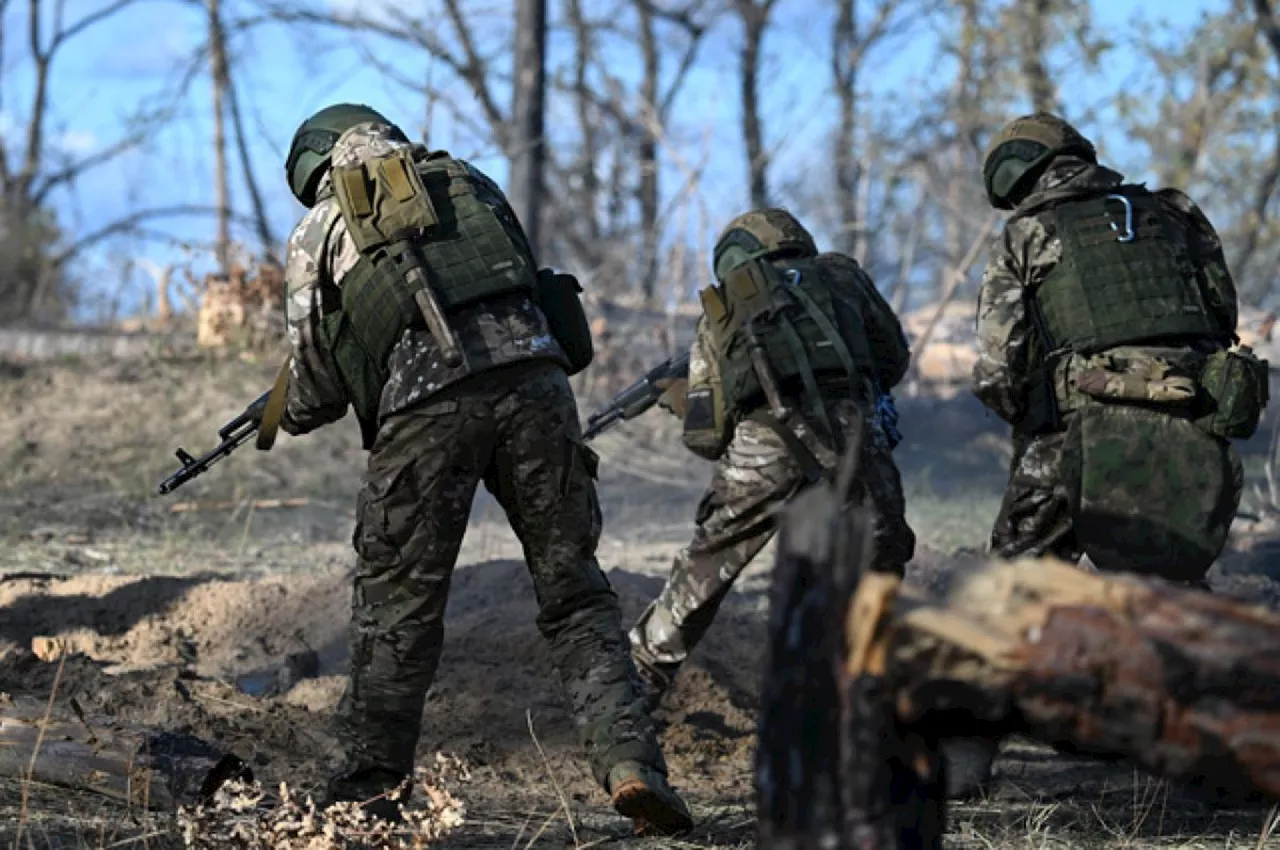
[
  {"xmin": 278, "ymin": 103, "xmax": 692, "ymax": 834},
  {"xmin": 628, "ymin": 209, "xmax": 917, "ymax": 709},
  {"xmin": 962, "ymin": 112, "xmax": 1265, "ymax": 793}
]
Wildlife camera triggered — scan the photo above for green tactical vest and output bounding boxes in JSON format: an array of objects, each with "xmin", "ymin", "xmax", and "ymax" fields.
[
  {"xmin": 320, "ymin": 149, "xmax": 538, "ymax": 440},
  {"xmin": 1031, "ymin": 185, "xmax": 1219, "ymax": 357},
  {"xmin": 709, "ymin": 256, "xmax": 876, "ymax": 430}
]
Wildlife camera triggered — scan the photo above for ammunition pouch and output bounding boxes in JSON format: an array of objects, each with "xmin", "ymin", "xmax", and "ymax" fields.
[
  {"xmin": 1194, "ymin": 345, "xmax": 1270, "ymax": 440},
  {"xmin": 534, "ymin": 268, "xmax": 593, "ymax": 375}
]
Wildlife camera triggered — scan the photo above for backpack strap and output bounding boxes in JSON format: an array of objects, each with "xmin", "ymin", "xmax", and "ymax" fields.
[{"xmin": 774, "ymin": 314, "xmax": 840, "ymax": 452}]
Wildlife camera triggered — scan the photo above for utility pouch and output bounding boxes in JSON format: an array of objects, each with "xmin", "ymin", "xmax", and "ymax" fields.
[
  {"xmin": 534, "ymin": 268, "xmax": 593, "ymax": 375},
  {"xmin": 1195, "ymin": 345, "xmax": 1270, "ymax": 440}
]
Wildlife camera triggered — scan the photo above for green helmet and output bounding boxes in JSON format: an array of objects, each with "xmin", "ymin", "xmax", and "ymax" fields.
[
  {"xmin": 285, "ymin": 103, "xmax": 407, "ymax": 207},
  {"xmin": 712, "ymin": 209, "xmax": 818, "ymax": 282},
  {"xmin": 981, "ymin": 113, "xmax": 1097, "ymax": 210}
]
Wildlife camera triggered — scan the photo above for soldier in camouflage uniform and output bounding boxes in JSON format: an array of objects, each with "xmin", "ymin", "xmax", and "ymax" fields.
[
  {"xmin": 278, "ymin": 103, "xmax": 692, "ymax": 833},
  {"xmin": 629, "ymin": 209, "xmax": 917, "ymax": 708},
  {"xmin": 958, "ymin": 112, "xmax": 1262, "ymax": 795}
]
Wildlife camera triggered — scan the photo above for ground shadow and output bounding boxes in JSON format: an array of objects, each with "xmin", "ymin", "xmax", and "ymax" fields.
[{"xmin": 0, "ymin": 573, "xmax": 216, "ymax": 646}]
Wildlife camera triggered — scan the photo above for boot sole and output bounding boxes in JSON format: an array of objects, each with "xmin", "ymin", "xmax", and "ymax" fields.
[{"xmin": 611, "ymin": 779, "xmax": 694, "ymax": 836}]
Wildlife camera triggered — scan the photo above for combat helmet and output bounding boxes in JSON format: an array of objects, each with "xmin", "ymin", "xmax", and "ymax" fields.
[
  {"xmin": 981, "ymin": 113, "xmax": 1097, "ymax": 210},
  {"xmin": 712, "ymin": 209, "xmax": 818, "ymax": 283},
  {"xmin": 285, "ymin": 103, "xmax": 407, "ymax": 207}
]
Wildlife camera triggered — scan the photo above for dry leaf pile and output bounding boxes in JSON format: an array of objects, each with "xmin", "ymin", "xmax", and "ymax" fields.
[{"xmin": 178, "ymin": 754, "xmax": 469, "ymax": 849}]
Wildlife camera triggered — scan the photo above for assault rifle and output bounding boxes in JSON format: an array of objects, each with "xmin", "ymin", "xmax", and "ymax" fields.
[
  {"xmin": 583, "ymin": 352, "xmax": 690, "ymax": 441},
  {"xmin": 157, "ymin": 392, "xmax": 269, "ymax": 495},
  {"xmin": 157, "ymin": 357, "xmax": 293, "ymax": 495}
]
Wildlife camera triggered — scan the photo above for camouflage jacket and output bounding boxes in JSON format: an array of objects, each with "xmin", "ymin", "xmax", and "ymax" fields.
[
  {"xmin": 972, "ymin": 156, "xmax": 1239, "ymax": 425},
  {"xmin": 280, "ymin": 124, "xmax": 567, "ymax": 437},
  {"xmin": 681, "ymin": 251, "xmax": 910, "ymax": 460}
]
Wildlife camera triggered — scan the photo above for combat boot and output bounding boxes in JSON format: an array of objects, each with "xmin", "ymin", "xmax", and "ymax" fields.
[
  {"xmin": 607, "ymin": 760, "xmax": 694, "ymax": 836},
  {"xmin": 325, "ymin": 766, "xmax": 410, "ymax": 823}
]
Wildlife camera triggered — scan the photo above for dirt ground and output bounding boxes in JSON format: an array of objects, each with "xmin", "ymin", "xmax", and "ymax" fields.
[{"xmin": 1, "ymin": 353, "xmax": 1279, "ymax": 848}]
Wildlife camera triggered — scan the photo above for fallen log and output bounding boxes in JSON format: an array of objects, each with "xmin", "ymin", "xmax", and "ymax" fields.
[
  {"xmin": 0, "ymin": 712, "xmax": 227, "ymax": 810},
  {"xmin": 758, "ymin": 451, "xmax": 1280, "ymax": 849}
]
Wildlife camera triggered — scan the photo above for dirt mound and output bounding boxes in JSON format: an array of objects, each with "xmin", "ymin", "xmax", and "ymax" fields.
[{"xmin": 0, "ymin": 557, "xmax": 765, "ymax": 794}]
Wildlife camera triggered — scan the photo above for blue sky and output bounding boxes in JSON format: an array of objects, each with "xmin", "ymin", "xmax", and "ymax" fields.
[{"xmin": 0, "ymin": 0, "xmax": 1227, "ymax": 319}]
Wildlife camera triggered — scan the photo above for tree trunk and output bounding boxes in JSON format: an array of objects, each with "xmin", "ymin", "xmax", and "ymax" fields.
[
  {"xmin": 637, "ymin": 0, "xmax": 661, "ymax": 302},
  {"xmin": 761, "ymin": 451, "xmax": 1280, "ymax": 848},
  {"xmin": 1018, "ymin": 0, "xmax": 1057, "ymax": 113},
  {"xmin": 208, "ymin": 0, "xmax": 231, "ymax": 272},
  {"xmin": 832, "ymin": 0, "xmax": 860, "ymax": 258},
  {"xmin": 510, "ymin": 0, "xmax": 548, "ymax": 260},
  {"xmin": 736, "ymin": 0, "xmax": 774, "ymax": 209},
  {"xmin": 0, "ymin": 712, "xmax": 228, "ymax": 810}
]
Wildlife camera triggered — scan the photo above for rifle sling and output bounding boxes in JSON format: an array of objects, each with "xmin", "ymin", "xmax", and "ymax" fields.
[{"xmin": 255, "ymin": 355, "xmax": 293, "ymax": 451}]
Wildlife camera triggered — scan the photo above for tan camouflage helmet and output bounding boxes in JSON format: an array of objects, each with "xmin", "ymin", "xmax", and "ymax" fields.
[
  {"xmin": 981, "ymin": 113, "xmax": 1097, "ymax": 210},
  {"xmin": 712, "ymin": 209, "xmax": 818, "ymax": 282}
]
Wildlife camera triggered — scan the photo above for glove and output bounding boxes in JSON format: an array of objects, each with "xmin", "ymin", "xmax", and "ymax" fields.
[{"xmin": 656, "ymin": 377, "xmax": 690, "ymax": 419}]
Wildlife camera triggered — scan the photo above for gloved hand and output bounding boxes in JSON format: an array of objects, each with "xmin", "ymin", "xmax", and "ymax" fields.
[{"xmin": 655, "ymin": 377, "xmax": 690, "ymax": 419}]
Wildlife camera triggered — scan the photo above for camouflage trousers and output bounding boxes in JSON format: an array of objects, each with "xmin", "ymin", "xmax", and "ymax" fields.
[
  {"xmin": 336, "ymin": 361, "xmax": 667, "ymax": 789},
  {"xmin": 630, "ymin": 399, "xmax": 916, "ymax": 674}
]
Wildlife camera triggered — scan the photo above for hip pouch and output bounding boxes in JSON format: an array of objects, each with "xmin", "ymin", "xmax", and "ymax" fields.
[
  {"xmin": 1194, "ymin": 345, "xmax": 1270, "ymax": 440},
  {"xmin": 1060, "ymin": 404, "xmax": 1237, "ymax": 581},
  {"xmin": 534, "ymin": 269, "xmax": 594, "ymax": 375}
]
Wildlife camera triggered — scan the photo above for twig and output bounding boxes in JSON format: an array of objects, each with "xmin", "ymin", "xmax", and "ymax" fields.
[
  {"xmin": 525, "ymin": 709, "xmax": 580, "ymax": 848},
  {"xmin": 13, "ymin": 651, "xmax": 67, "ymax": 850},
  {"xmin": 908, "ymin": 211, "xmax": 999, "ymax": 380},
  {"xmin": 68, "ymin": 697, "xmax": 98, "ymax": 746},
  {"xmin": 1257, "ymin": 803, "xmax": 1280, "ymax": 850},
  {"xmin": 168, "ymin": 497, "xmax": 314, "ymax": 513}
]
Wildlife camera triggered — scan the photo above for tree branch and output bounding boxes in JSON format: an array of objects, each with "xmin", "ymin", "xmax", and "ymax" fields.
[{"xmin": 51, "ymin": 205, "xmax": 259, "ymax": 267}]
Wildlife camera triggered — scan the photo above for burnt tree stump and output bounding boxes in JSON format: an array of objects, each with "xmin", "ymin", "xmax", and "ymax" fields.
[{"xmin": 759, "ymin": 445, "xmax": 1280, "ymax": 849}]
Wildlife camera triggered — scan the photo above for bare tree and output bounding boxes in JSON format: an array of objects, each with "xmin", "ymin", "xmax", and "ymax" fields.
[
  {"xmin": 0, "ymin": 0, "xmax": 195, "ymax": 321},
  {"xmin": 636, "ymin": 0, "xmax": 661, "ymax": 300},
  {"xmin": 1016, "ymin": 0, "xmax": 1059, "ymax": 113},
  {"xmin": 733, "ymin": 0, "xmax": 779, "ymax": 209},
  {"xmin": 208, "ymin": 0, "xmax": 231, "ymax": 271},
  {"xmin": 831, "ymin": 0, "xmax": 917, "ymax": 260},
  {"xmin": 510, "ymin": 0, "xmax": 547, "ymax": 258}
]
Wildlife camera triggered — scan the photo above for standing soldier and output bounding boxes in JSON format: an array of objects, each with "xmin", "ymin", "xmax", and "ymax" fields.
[
  {"xmin": 278, "ymin": 103, "xmax": 692, "ymax": 834},
  {"xmin": 963, "ymin": 112, "xmax": 1266, "ymax": 793},
  {"xmin": 628, "ymin": 209, "xmax": 917, "ymax": 708}
]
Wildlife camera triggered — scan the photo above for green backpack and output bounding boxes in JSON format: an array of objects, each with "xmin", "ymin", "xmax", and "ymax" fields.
[{"xmin": 707, "ymin": 257, "xmax": 877, "ymax": 446}]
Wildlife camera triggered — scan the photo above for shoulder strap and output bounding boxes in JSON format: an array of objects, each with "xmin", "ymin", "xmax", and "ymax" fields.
[{"xmin": 786, "ymin": 267, "xmax": 871, "ymax": 394}]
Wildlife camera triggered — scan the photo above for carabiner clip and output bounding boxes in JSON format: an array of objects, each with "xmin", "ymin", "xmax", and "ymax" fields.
[{"xmin": 1105, "ymin": 194, "xmax": 1135, "ymax": 243}]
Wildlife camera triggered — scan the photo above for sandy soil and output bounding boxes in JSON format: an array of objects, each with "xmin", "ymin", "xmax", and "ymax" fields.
[{"xmin": 2, "ymin": 356, "xmax": 1279, "ymax": 848}]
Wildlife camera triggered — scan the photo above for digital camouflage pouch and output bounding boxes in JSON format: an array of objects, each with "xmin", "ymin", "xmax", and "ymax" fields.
[
  {"xmin": 1061, "ymin": 404, "xmax": 1240, "ymax": 581},
  {"xmin": 1195, "ymin": 345, "xmax": 1270, "ymax": 440}
]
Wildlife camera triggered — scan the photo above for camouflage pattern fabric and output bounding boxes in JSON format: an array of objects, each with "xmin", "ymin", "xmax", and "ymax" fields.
[
  {"xmin": 637, "ymin": 239, "xmax": 916, "ymax": 682},
  {"xmin": 334, "ymin": 360, "xmax": 668, "ymax": 787},
  {"xmin": 279, "ymin": 123, "xmax": 567, "ymax": 437},
  {"xmin": 631, "ymin": 399, "xmax": 915, "ymax": 676},
  {"xmin": 989, "ymin": 431, "xmax": 1080, "ymax": 562},
  {"xmin": 975, "ymin": 156, "xmax": 1244, "ymax": 577}
]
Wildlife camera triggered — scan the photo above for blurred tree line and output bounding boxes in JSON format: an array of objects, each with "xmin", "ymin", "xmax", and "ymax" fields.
[{"xmin": 3, "ymin": 0, "xmax": 1280, "ymax": 325}]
